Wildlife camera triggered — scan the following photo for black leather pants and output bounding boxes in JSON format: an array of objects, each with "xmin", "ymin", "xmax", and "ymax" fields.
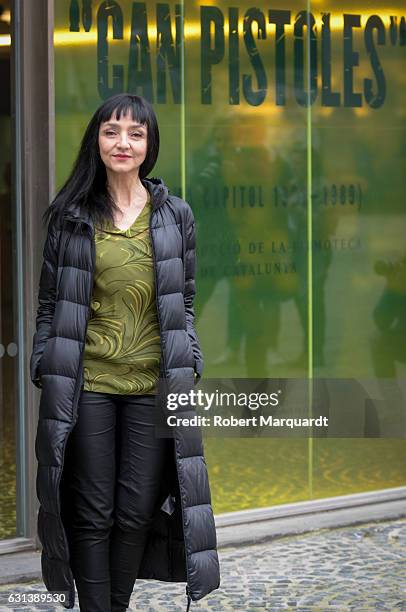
[{"xmin": 61, "ymin": 390, "xmax": 171, "ymax": 612}]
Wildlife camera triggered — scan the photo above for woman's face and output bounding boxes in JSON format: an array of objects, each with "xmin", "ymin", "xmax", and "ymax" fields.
[{"xmin": 98, "ymin": 111, "xmax": 148, "ymax": 176}]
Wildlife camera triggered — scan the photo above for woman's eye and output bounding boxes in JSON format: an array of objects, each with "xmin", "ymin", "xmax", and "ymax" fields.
[{"xmin": 104, "ymin": 131, "xmax": 142, "ymax": 137}]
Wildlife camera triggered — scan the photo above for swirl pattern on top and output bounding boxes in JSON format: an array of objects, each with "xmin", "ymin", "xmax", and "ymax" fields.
[{"xmin": 82, "ymin": 190, "xmax": 161, "ymax": 395}]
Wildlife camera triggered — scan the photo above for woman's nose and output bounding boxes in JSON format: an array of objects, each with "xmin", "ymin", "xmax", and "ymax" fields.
[{"xmin": 118, "ymin": 135, "xmax": 130, "ymax": 148}]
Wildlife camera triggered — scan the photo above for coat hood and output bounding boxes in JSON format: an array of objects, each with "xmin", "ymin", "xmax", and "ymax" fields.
[
  {"xmin": 63, "ymin": 176, "xmax": 170, "ymax": 226},
  {"xmin": 142, "ymin": 176, "xmax": 170, "ymax": 209}
]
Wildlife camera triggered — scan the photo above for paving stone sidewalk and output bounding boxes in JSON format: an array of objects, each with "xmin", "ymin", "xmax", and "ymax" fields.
[{"xmin": 0, "ymin": 518, "xmax": 405, "ymax": 611}]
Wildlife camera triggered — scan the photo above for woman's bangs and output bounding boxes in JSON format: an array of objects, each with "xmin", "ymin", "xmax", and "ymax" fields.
[{"xmin": 99, "ymin": 98, "xmax": 149, "ymax": 128}]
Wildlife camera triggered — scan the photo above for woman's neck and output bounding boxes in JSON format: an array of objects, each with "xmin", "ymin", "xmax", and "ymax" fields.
[{"xmin": 106, "ymin": 170, "xmax": 148, "ymax": 209}]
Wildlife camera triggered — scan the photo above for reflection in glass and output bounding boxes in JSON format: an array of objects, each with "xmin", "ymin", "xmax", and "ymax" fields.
[{"xmin": 53, "ymin": 1, "xmax": 406, "ymax": 513}]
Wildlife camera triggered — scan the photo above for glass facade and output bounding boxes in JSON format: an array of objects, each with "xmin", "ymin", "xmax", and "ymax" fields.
[{"xmin": 50, "ymin": 0, "xmax": 406, "ymax": 515}]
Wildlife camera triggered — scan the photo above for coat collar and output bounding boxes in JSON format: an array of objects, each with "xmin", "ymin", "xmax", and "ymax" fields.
[{"xmin": 62, "ymin": 176, "xmax": 170, "ymax": 227}]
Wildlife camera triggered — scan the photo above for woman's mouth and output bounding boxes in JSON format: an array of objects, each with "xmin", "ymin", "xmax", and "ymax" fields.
[{"xmin": 113, "ymin": 154, "xmax": 131, "ymax": 159}]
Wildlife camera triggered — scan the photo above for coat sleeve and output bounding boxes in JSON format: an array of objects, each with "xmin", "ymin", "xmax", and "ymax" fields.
[
  {"xmin": 183, "ymin": 203, "xmax": 204, "ymax": 384},
  {"xmin": 29, "ymin": 215, "xmax": 60, "ymax": 389}
]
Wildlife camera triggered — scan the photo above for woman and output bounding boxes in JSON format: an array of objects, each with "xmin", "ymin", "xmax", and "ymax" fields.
[{"xmin": 30, "ymin": 93, "xmax": 220, "ymax": 611}]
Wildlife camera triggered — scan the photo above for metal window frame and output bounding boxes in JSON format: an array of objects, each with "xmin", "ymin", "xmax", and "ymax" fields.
[{"xmin": 0, "ymin": 0, "xmax": 55, "ymax": 555}]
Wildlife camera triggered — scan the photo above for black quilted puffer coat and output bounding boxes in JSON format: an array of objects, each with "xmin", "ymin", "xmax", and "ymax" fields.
[{"xmin": 30, "ymin": 176, "xmax": 220, "ymax": 610}]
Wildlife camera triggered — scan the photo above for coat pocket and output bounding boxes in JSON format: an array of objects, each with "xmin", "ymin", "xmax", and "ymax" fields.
[
  {"xmin": 184, "ymin": 331, "xmax": 196, "ymax": 367},
  {"xmin": 36, "ymin": 355, "xmax": 45, "ymax": 380},
  {"xmin": 37, "ymin": 337, "xmax": 53, "ymax": 377},
  {"xmin": 185, "ymin": 333, "xmax": 202, "ymax": 385}
]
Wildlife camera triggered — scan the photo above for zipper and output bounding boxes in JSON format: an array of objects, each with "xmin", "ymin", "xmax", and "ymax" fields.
[
  {"xmin": 73, "ymin": 221, "xmax": 96, "ymax": 423},
  {"xmin": 180, "ymin": 209, "xmax": 186, "ymax": 293},
  {"xmin": 149, "ymin": 204, "xmax": 192, "ymax": 598},
  {"xmin": 149, "ymin": 206, "xmax": 181, "ymax": 587},
  {"xmin": 149, "ymin": 208, "xmax": 167, "ymax": 379},
  {"xmin": 185, "ymin": 584, "xmax": 192, "ymax": 611},
  {"xmin": 53, "ymin": 219, "xmax": 95, "ymax": 606},
  {"xmin": 57, "ymin": 221, "xmax": 94, "ymax": 485}
]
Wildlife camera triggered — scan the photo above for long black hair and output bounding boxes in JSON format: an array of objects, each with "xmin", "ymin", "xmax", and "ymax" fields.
[{"xmin": 43, "ymin": 93, "xmax": 160, "ymax": 229}]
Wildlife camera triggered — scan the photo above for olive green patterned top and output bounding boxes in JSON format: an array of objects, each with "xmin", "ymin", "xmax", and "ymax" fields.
[{"xmin": 82, "ymin": 191, "xmax": 161, "ymax": 395}]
